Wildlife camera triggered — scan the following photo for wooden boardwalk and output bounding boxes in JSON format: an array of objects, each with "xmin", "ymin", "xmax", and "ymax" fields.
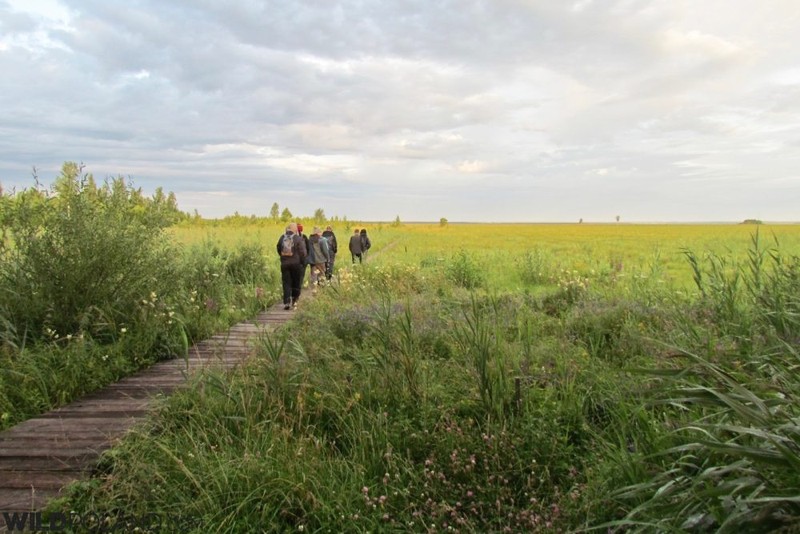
[{"xmin": 0, "ymin": 304, "xmax": 294, "ymax": 522}]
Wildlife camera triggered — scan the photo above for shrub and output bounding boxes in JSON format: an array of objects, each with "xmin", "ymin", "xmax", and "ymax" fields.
[
  {"xmin": 224, "ymin": 243, "xmax": 270, "ymax": 285},
  {"xmin": 0, "ymin": 163, "xmax": 180, "ymax": 343},
  {"xmin": 445, "ymin": 250, "xmax": 486, "ymax": 289},
  {"xmin": 517, "ymin": 248, "xmax": 556, "ymax": 286}
]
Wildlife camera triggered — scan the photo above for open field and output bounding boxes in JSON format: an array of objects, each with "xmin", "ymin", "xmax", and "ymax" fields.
[
  {"xmin": 42, "ymin": 220, "xmax": 800, "ymax": 532},
  {"xmin": 4, "ymin": 171, "xmax": 799, "ymax": 530},
  {"xmin": 171, "ymin": 221, "xmax": 800, "ymax": 290}
]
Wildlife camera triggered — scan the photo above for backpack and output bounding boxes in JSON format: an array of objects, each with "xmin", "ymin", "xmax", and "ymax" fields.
[{"xmin": 280, "ymin": 234, "xmax": 295, "ymax": 256}]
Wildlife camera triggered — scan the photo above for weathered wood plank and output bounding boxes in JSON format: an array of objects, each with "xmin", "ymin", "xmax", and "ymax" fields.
[{"xmin": 0, "ymin": 308, "xmax": 292, "ymax": 514}]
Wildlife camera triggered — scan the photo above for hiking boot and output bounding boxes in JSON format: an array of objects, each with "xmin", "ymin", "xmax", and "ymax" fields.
[{"xmin": 283, "ymin": 304, "xmax": 291, "ymax": 310}]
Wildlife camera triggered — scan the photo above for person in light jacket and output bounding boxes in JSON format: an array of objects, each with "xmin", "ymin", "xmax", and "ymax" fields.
[{"xmin": 307, "ymin": 226, "xmax": 330, "ymax": 291}]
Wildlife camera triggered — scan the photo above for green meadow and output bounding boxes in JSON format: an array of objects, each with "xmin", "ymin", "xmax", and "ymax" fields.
[{"xmin": 3, "ymin": 168, "xmax": 800, "ymax": 532}]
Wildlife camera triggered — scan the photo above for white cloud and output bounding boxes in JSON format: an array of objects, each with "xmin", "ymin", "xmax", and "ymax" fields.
[
  {"xmin": 455, "ymin": 160, "xmax": 488, "ymax": 174},
  {"xmin": 0, "ymin": 0, "xmax": 798, "ymax": 221}
]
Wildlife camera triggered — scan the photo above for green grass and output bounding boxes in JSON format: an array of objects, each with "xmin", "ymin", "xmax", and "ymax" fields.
[{"xmin": 3, "ymin": 205, "xmax": 798, "ymax": 531}]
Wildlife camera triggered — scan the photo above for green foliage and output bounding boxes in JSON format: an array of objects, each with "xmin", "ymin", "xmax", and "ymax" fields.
[
  {"xmin": 21, "ymin": 223, "xmax": 800, "ymax": 531},
  {"xmin": 565, "ymin": 298, "xmax": 657, "ymax": 364},
  {"xmin": 517, "ymin": 248, "xmax": 556, "ymax": 285},
  {"xmin": 445, "ymin": 250, "xmax": 486, "ymax": 289},
  {"xmin": 55, "ymin": 271, "xmax": 639, "ymax": 531},
  {"xmin": 0, "ymin": 163, "xmax": 180, "ymax": 341},
  {"xmin": 269, "ymin": 202, "xmax": 280, "ymax": 222},
  {"xmin": 0, "ymin": 165, "xmax": 279, "ymax": 429},
  {"xmin": 223, "ymin": 243, "xmax": 270, "ymax": 285},
  {"xmin": 609, "ymin": 348, "xmax": 800, "ymax": 532}
]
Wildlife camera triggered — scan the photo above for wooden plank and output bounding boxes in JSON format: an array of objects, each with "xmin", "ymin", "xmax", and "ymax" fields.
[
  {"xmin": 0, "ymin": 305, "xmax": 298, "ymax": 515},
  {"xmin": 0, "ymin": 447, "xmax": 110, "ymax": 458},
  {"xmin": 0, "ymin": 458, "xmax": 92, "ymax": 472},
  {"xmin": 0, "ymin": 471, "xmax": 83, "ymax": 489},
  {"xmin": 0, "ymin": 488, "xmax": 60, "ymax": 513}
]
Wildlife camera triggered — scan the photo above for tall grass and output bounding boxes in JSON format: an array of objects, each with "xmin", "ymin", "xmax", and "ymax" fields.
[
  {"xmin": 53, "ymin": 260, "xmax": 652, "ymax": 531},
  {"xmin": 601, "ymin": 235, "xmax": 800, "ymax": 532},
  {"xmin": 6, "ymin": 202, "xmax": 798, "ymax": 531},
  {"xmin": 0, "ymin": 166, "xmax": 278, "ymax": 429}
]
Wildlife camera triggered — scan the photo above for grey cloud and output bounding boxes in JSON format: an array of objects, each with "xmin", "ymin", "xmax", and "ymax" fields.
[{"xmin": 1, "ymin": 0, "xmax": 799, "ymax": 221}]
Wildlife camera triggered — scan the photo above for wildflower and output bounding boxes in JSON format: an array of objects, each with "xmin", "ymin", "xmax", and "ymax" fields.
[{"xmin": 120, "ymin": 327, "xmax": 127, "ymax": 334}]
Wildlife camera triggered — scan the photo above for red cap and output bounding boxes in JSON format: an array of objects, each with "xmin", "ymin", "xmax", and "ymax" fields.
[{"xmin": 297, "ymin": 223, "xmax": 304, "ymax": 232}]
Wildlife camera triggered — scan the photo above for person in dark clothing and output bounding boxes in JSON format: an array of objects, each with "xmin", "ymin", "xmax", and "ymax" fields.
[
  {"xmin": 322, "ymin": 225, "xmax": 338, "ymax": 279},
  {"xmin": 349, "ymin": 228, "xmax": 363, "ymax": 263},
  {"xmin": 296, "ymin": 222, "xmax": 310, "ymax": 287},
  {"xmin": 276, "ymin": 222, "xmax": 307, "ymax": 310},
  {"xmin": 360, "ymin": 228, "xmax": 372, "ymax": 262}
]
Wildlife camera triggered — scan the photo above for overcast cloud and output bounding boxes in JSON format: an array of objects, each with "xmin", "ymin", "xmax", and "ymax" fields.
[{"xmin": 1, "ymin": 0, "xmax": 799, "ymax": 221}]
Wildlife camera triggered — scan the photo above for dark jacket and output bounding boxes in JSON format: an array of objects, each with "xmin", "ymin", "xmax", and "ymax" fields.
[
  {"xmin": 307, "ymin": 234, "xmax": 330, "ymax": 265},
  {"xmin": 349, "ymin": 234, "xmax": 362, "ymax": 255},
  {"xmin": 360, "ymin": 233, "xmax": 371, "ymax": 251},
  {"xmin": 298, "ymin": 232, "xmax": 309, "ymax": 255},
  {"xmin": 322, "ymin": 230, "xmax": 338, "ymax": 254},
  {"xmin": 276, "ymin": 231, "xmax": 307, "ymax": 266}
]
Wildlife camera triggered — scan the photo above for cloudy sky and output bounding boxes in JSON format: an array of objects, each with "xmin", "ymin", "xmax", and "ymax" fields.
[{"xmin": 1, "ymin": 0, "xmax": 799, "ymax": 222}]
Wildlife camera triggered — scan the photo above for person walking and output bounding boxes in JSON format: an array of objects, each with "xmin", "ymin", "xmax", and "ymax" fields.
[
  {"xmin": 307, "ymin": 226, "xmax": 330, "ymax": 292},
  {"xmin": 322, "ymin": 225, "xmax": 338, "ymax": 280},
  {"xmin": 359, "ymin": 228, "xmax": 372, "ymax": 263},
  {"xmin": 296, "ymin": 222, "xmax": 310, "ymax": 287},
  {"xmin": 349, "ymin": 228, "xmax": 363, "ymax": 264},
  {"xmin": 277, "ymin": 222, "xmax": 307, "ymax": 310}
]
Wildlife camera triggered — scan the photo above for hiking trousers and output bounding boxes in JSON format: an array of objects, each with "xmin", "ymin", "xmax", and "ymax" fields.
[{"xmin": 281, "ymin": 263, "xmax": 304, "ymax": 304}]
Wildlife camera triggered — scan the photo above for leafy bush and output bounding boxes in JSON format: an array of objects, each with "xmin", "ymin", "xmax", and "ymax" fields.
[
  {"xmin": 224, "ymin": 243, "xmax": 270, "ymax": 285},
  {"xmin": 565, "ymin": 298, "xmax": 657, "ymax": 364},
  {"xmin": 0, "ymin": 163, "xmax": 180, "ymax": 343},
  {"xmin": 445, "ymin": 250, "xmax": 486, "ymax": 289},
  {"xmin": 517, "ymin": 248, "xmax": 557, "ymax": 285}
]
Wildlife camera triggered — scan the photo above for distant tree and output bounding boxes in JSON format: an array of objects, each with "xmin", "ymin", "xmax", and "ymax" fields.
[
  {"xmin": 440, "ymin": 217, "xmax": 448, "ymax": 227},
  {"xmin": 616, "ymin": 215, "xmax": 620, "ymax": 223},
  {"xmin": 579, "ymin": 218, "xmax": 583, "ymax": 224},
  {"xmin": 741, "ymin": 219, "xmax": 763, "ymax": 225},
  {"xmin": 392, "ymin": 215, "xmax": 402, "ymax": 227},
  {"xmin": 314, "ymin": 208, "xmax": 326, "ymax": 224},
  {"xmin": 280, "ymin": 207, "xmax": 292, "ymax": 222},
  {"xmin": 269, "ymin": 202, "xmax": 280, "ymax": 222}
]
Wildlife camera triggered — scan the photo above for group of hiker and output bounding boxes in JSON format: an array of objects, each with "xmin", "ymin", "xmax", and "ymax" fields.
[{"xmin": 277, "ymin": 223, "xmax": 371, "ymax": 310}]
